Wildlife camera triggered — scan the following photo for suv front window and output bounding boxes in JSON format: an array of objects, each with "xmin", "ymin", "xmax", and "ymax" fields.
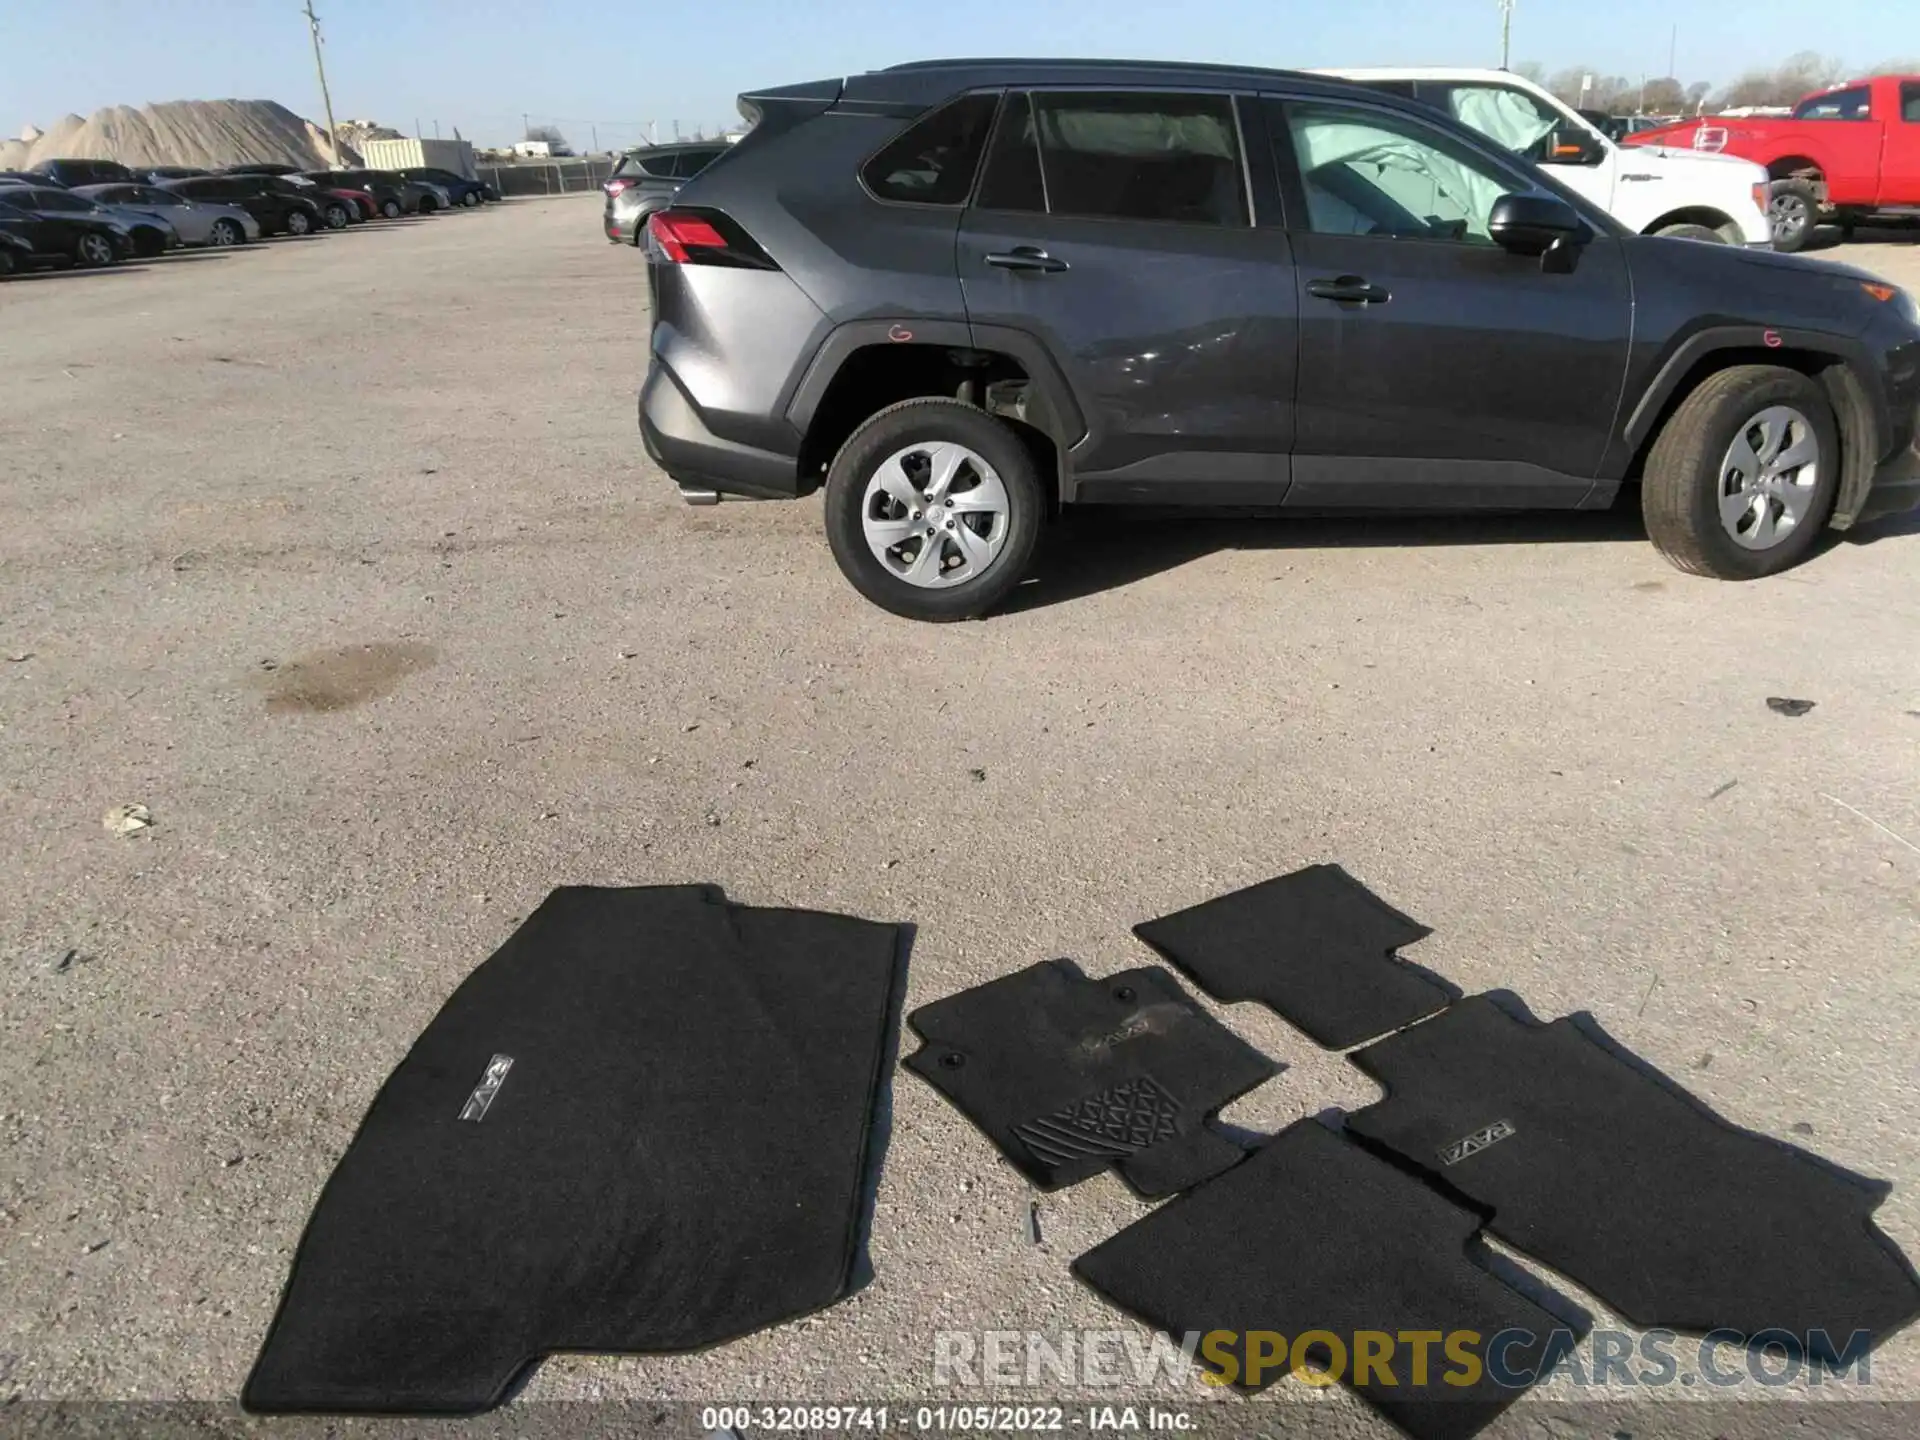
[
  {"xmin": 1438, "ymin": 84, "xmax": 1563, "ymax": 164},
  {"xmin": 1792, "ymin": 86, "xmax": 1871, "ymax": 120},
  {"xmin": 1282, "ymin": 101, "xmax": 1519, "ymax": 244}
]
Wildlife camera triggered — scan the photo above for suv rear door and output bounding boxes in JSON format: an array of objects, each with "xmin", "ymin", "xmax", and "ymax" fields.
[
  {"xmin": 1265, "ymin": 92, "xmax": 1631, "ymax": 505},
  {"xmin": 956, "ymin": 87, "xmax": 1298, "ymax": 501}
]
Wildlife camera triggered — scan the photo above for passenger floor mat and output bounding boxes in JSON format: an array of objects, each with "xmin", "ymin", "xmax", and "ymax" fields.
[
  {"xmin": 1347, "ymin": 994, "xmax": 1920, "ymax": 1350},
  {"xmin": 1073, "ymin": 1119, "xmax": 1561, "ymax": 1440},
  {"xmin": 245, "ymin": 884, "xmax": 906, "ymax": 1414},
  {"xmin": 1134, "ymin": 865, "xmax": 1451, "ymax": 1048},
  {"xmin": 903, "ymin": 960, "xmax": 1278, "ymax": 1197}
]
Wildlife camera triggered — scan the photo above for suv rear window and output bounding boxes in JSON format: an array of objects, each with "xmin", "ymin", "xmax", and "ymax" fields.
[
  {"xmin": 862, "ymin": 92, "xmax": 999, "ymax": 205},
  {"xmin": 1030, "ymin": 91, "xmax": 1248, "ymax": 227}
]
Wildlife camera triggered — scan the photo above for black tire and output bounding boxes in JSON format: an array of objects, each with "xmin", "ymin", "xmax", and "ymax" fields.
[
  {"xmin": 209, "ymin": 218, "xmax": 242, "ymax": 247},
  {"xmin": 73, "ymin": 232, "xmax": 116, "ymax": 268},
  {"xmin": 462, "ymin": 190, "xmax": 481, "ymax": 207},
  {"xmin": 824, "ymin": 399, "xmax": 1044, "ymax": 621},
  {"xmin": 419, "ymin": 196, "xmax": 438, "ymax": 214},
  {"xmin": 1654, "ymin": 222, "xmax": 1725, "ymax": 244},
  {"xmin": 0, "ymin": 247, "xmax": 15, "ymax": 279},
  {"xmin": 1768, "ymin": 179, "xmax": 1819, "ymax": 253},
  {"xmin": 381, "ymin": 199, "xmax": 402, "ymax": 220},
  {"xmin": 323, "ymin": 203, "xmax": 349, "ymax": 230},
  {"xmin": 285, "ymin": 209, "xmax": 312, "ymax": 237},
  {"xmin": 1642, "ymin": 364, "xmax": 1838, "ymax": 580}
]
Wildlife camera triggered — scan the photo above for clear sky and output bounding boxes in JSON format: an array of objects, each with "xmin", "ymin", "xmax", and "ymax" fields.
[{"xmin": 3, "ymin": 0, "xmax": 1915, "ymax": 150}]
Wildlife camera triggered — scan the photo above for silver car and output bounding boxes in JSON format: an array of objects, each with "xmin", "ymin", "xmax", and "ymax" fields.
[
  {"xmin": 603, "ymin": 143, "xmax": 729, "ymax": 244},
  {"xmin": 72, "ymin": 183, "xmax": 260, "ymax": 247}
]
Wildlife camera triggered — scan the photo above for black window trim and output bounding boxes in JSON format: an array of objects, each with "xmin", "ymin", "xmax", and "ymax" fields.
[
  {"xmin": 966, "ymin": 83, "xmax": 1259, "ymax": 229},
  {"xmin": 1261, "ymin": 86, "xmax": 1624, "ymax": 247},
  {"xmin": 857, "ymin": 87, "xmax": 1005, "ymax": 211}
]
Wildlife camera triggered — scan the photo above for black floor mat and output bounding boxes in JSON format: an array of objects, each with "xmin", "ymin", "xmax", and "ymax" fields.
[
  {"xmin": 1134, "ymin": 865, "xmax": 1451, "ymax": 1049},
  {"xmin": 244, "ymin": 884, "xmax": 906, "ymax": 1414},
  {"xmin": 1347, "ymin": 994, "xmax": 1920, "ymax": 1351},
  {"xmin": 903, "ymin": 960, "xmax": 1278, "ymax": 1197},
  {"xmin": 1073, "ymin": 1120, "xmax": 1560, "ymax": 1440}
]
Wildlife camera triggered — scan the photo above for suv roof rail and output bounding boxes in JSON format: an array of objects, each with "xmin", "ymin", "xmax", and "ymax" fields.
[{"xmin": 877, "ymin": 56, "xmax": 1301, "ymax": 80}]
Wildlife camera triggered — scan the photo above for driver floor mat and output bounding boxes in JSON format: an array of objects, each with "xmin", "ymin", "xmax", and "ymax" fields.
[
  {"xmin": 902, "ymin": 959, "xmax": 1278, "ymax": 1197},
  {"xmin": 1133, "ymin": 865, "xmax": 1451, "ymax": 1049},
  {"xmin": 1346, "ymin": 994, "xmax": 1920, "ymax": 1353},
  {"xmin": 1072, "ymin": 1119, "xmax": 1563, "ymax": 1440},
  {"xmin": 244, "ymin": 884, "xmax": 906, "ymax": 1414}
]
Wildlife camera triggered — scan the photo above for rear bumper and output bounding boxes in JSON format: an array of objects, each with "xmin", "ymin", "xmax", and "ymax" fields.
[{"xmin": 638, "ymin": 359, "xmax": 799, "ymax": 499}]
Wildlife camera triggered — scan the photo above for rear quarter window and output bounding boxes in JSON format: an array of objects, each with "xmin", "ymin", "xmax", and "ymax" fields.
[{"xmin": 862, "ymin": 91, "xmax": 1000, "ymax": 205}]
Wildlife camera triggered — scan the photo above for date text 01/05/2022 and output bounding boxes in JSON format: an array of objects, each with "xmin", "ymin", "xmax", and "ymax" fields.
[{"xmin": 698, "ymin": 1405, "xmax": 1197, "ymax": 1432}]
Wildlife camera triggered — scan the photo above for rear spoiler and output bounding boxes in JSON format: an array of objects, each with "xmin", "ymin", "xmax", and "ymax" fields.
[{"xmin": 736, "ymin": 78, "xmax": 843, "ymax": 137}]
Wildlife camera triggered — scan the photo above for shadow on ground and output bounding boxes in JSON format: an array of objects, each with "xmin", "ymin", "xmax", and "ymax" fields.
[{"xmin": 1003, "ymin": 505, "xmax": 1651, "ymax": 613}]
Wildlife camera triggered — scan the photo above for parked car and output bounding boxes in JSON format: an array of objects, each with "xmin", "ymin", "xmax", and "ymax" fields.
[
  {"xmin": 28, "ymin": 158, "xmax": 137, "ymax": 187},
  {"xmin": 300, "ymin": 169, "xmax": 415, "ymax": 218},
  {"xmin": 0, "ymin": 193, "xmax": 132, "ymax": 268},
  {"xmin": 158, "ymin": 174, "xmax": 325, "ymax": 236},
  {"xmin": 640, "ymin": 59, "xmax": 1920, "ymax": 619},
  {"xmin": 0, "ymin": 170, "xmax": 56, "ymax": 186},
  {"xmin": 603, "ymin": 142, "xmax": 729, "ymax": 243},
  {"xmin": 1580, "ymin": 111, "xmax": 1666, "ymax": 143},
  {"xmin": 142, "ymin": 165, "xmax": 208, "ymax": 182},
  {"xmin": 1321, "ymin": 68, "xmax": 1772, "ymax": 247},
  {"xmin": 0, "ymin": 227, "xmax": 35, "ymax": 277},
  {"xmin": 0, "ymin": 184, "xmax": 178, "ymax": 256},
  {"xmin": 1625, "ymin": 75, "xmax": 1920, "ymax": 253},
  {"xmin": 225, "ymin": 167, "xmax": 359, "ymax": 228},
  {"xmin": 398, "ymin": 166, "xmax": 498, "ymax": 206},
  {"xmin": 222, "ymin": 163, "xmax": 305, "ymax": 177},
  {"xmin": 72, "ymin": 183, "xmax": 261, "ymax": 246}
]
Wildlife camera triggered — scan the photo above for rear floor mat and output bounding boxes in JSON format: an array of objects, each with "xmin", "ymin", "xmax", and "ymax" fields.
[
  {"xmin": 245, "ymin": 884, "xmax": 905, "ymax": 1414},
  {"xmin": 1073, "ymin": 1119, "xmax": 1562, "ymax": 1440},
  {"xmin": 903, "ymin": 960, "xmax": 1278, "ymax": 1197},
  {"xmin": 1134, "ymin": 865, "xmax": 1451, "ymax": 1049},
  {"xmin": 1347, "ymin": 994, "xmax": 1920, "ymax": 1352}
]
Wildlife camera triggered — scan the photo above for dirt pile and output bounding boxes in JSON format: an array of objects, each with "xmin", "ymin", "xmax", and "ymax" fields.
[{"xmin": 0, "ymin": 100, "xmax": 358, "ymax": 171}]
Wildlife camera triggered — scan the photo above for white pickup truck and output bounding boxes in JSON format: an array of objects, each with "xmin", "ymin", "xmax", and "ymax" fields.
[{"xmin": 1318, "ymin": 67, "xmax": 1774, "ymax": 246}]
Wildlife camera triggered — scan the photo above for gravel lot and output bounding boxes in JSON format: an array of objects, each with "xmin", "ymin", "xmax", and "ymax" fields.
[{"xmin": 3, "ymin": 199, "xmax": 1918, "ymax": 1438}]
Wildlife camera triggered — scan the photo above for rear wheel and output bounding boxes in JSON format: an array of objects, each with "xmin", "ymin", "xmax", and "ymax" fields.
[
  {"xmin": 73, "ymin": 232, "xmax": 116, "ymax": 267},
  {"xmin": 285, "ymin": 209, "xmax": 312, "ymax": 237},
  {"xmin": 208, "ymin": 218, "xmax": 242, "ymax": 247},
  {"xmin": 323, "ymin": 203, "xmax": 349, "ymax": 230},
  {"xmin": 0, "ymin": 247, "xmax": 16, "ymax": 278},
  {"xmin": 462, "ymin": 190, "xmax": 481, "ymax": 207},
  {"xmin": 381, "ymin": 198, "xmax": 403, "ymax": 220},
  {"xmin": 1768, "ymin": 179, "xmax": 1819, "ymax": 253},
  {"xmin": 1654, "ymin": 222, "xmax": 1725, "ymax": 244},
  {"xmin": 823, "ymin": 399, "xmax": 1044, "ymax": 621},
  {"xmin": 1642, "ymin": 364, "xmax": 1838, "ymax": 580}
]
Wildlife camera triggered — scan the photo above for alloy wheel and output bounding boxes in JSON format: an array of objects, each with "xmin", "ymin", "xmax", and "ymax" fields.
[
  {"xmin": 287, "ymin": 211, "xmax": 311, "ymax": 236},
  {"xmin": 210, "ymin": 220, "xmax": 239, "ymax": 246},
  {"xmin": 860, "ymin": 441, "xmax": 1011, "ymax": 589},
  {"xmin": 1768, "ymin": 192, "xmax": 1809, "ymax": 246},
  {"xmin": 1718, "ymin": 404, "xmax": 1819, "ymax": 550},
  {"xmin": 76, "ymin": 233, "xmax": 113, "ymax": 266}
]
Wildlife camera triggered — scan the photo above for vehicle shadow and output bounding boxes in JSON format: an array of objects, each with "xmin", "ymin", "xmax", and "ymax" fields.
[
  {"xmin": 1003, "ymin": 504, "xmax": 1649, "ymax": 614},
  {"xmin": 3, "ymin": 263, "xmax": 153, "ymax": 283},
  {"xmin": 1840, "ymin": 506, "xmax": 1920, "ymax": 545}
]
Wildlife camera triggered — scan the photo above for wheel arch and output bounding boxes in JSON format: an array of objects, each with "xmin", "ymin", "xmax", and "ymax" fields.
[
  {"xmin": 1619, "ymin": 330, "xmax": 1888, "ymax": 529},
  {"xmin": 786, "ymin": 321, "xmax": 1084, "ymax": 501},
  {"xmin": 1766, "ymin": 155, "xmax": 1826, "ymax": 184},
  {"xmin": 1643, "ymin": 206, "xmax": 1737, "ymax": 237}
]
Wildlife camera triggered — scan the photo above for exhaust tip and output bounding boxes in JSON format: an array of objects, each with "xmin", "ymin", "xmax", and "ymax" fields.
[{"xmin": 677, "ymin": 485, "xmax": 721, "ymax": 507}]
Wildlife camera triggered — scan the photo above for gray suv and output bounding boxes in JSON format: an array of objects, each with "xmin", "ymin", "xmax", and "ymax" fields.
[
  {"xmin": 603, "ymin": 143, "xmax": 729, "ymax": 243},
  {"xmin": 639, "ymin": 59, "xmax": 1920, "ymax": 620}
]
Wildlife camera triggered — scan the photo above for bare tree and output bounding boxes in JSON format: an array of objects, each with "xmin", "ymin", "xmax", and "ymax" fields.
[
  {"xmin": 1513, "ymin": 61, "xmax": 1547, "ymax": 85},
  {"xmin": 1713, "ymin": 51, "xmax": 1848, "ymax": 109}
]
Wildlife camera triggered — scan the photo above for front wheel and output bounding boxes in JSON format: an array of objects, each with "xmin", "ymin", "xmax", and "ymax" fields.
[
  {"xmin": 208, "ymin": 218, "xmax": 242, "ymax": 246},
  {"xmin": 823, "ymin": 399, "xmax": 1044, "ymax": 621},
  {"xmin": 73, "ymin": 232, "xmax": 116, "ymax": 267},
  {"xmin": 285, "ymin": 209, "xmax": 312, "ymax": 237},
  {"xmin": 381, "ymin": 199, "xmax": 403, "ymax": 220},
  {"xmin": 323, "ymin": 203, "xmax": 349, "ymax": 230},
  {"xmin": 462, "ymin": 190, "xmax": 481, "ymax": 207},
  {"xmin": 0, "ymin": 247, "xmax": 16, "ymax": 279},
  {"xmin": 1654, "ymin": 222, "xmax": 1726, "ymax": 244},
  {"xmin": 1642, "ymin": 364, "xmax": 1838, "ymax": 580},
  {"xmin": 1768, "ymin": 179, "xmax": 1819, "ymax": 253}
]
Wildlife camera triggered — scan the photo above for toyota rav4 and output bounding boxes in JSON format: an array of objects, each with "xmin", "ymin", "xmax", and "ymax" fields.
[{"xmin": 638, "ymin": 59, "xmax": 1920, "ymax": 621}]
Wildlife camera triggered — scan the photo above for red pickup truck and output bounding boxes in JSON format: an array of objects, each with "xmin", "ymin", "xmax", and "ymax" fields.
[{"xmin": 1625, "ymin": 75, "xmax": 1920, "ymax": 252}]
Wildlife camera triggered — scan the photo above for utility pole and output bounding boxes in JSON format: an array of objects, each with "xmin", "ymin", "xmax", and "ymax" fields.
[
  {"xmin": 1667, "ymin": 24, "xmax": 1677, "ymax": 82},
  {"xmin": 1497, "ymin": 0, "xmax": 1514, "ymax": 71},
  {"xmin": 591, "ymin": 123, "xmax": 599, "ymax": 152},
  {"xmin": 523, "ymin": 111, "xmax": 530, "ymax": 139},
  {"xmin": 301, "ymin": 1, "xmax": 341, "ymax": 170}
]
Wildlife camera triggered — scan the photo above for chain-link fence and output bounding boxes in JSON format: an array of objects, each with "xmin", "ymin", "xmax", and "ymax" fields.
[{"xmin": 476, "ymin": 158, "xmax": 619, "ymax": 197}]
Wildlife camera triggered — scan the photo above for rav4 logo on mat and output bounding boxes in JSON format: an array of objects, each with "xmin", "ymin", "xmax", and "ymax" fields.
[
  {"xmin": 1438, "ymin": 1119, "xmax": 1516, "ymax": 1165},
  {"xmin": 459, "ymin": 1053, "xmax": 515, "ymax": 1122}
]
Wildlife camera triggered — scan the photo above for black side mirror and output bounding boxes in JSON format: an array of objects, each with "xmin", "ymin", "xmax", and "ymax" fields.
[
  {"xmin": 1540, "ymin": 127, "xmax": 1606, "ymax": 166},
  {"xmin": 1488, "ymin": 192, "xmax": 1585, "ymax": 259}
]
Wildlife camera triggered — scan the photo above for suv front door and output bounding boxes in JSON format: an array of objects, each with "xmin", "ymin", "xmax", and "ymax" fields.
[
  {"xmin": 1267, "ymin": 94, "xmax": 1632, "ymax": 507},
  {"xmin": 956, "ymin": 88, "xmax": 1299, "ymax": 502}
]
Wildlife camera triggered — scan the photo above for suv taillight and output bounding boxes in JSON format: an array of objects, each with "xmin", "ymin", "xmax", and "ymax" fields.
[
  {"xmin": 605, "ymin": 177, "xmax": 634, "ymax": 196},
  {"xmin": 647, "ymin": 208, "xmax": 777, "ymax": 269}
]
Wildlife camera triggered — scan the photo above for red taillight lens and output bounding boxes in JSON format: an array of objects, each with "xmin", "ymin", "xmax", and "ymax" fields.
[
  {"xmin": 605, "ymin": 177, "xmax": 634, "ymax": 196},
  {"xmin": 645, "ymin": 208, "xmax": 776, "ymax": 269}
]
